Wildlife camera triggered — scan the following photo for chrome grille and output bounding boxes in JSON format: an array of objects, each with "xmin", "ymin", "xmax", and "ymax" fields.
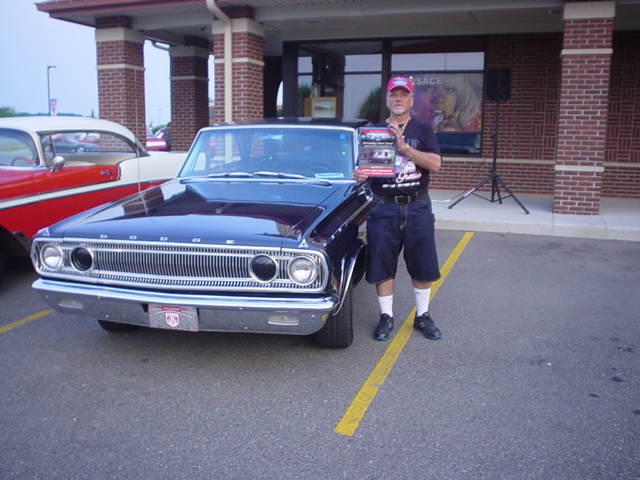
[{"xmin": 33, "ymin": 239, "xmax": 328, "ymax": 293}]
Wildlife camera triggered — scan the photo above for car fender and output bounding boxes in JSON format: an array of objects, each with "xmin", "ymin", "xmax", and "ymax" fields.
[{"xmin": 333, "ymin": 237, "xmax": 366, "ymax": 315}]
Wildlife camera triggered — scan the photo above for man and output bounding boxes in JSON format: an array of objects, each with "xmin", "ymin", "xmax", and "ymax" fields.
[{"xmin": 353, "ymin": 76, "xmax": 442, "ymax": 341}]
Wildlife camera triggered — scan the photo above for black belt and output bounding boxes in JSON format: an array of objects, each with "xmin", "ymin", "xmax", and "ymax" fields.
[{"xmin": 374, "ymin": 190, "xmax": 428, "ymax": 205}]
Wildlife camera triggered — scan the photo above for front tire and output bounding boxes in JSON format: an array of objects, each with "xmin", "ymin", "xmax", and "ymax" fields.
[
  {"xmin": 97, "ymin": 319, "xmax": 139, "ymax": 332},
  {"xmin": 314, "ymin": 283, "xmax": 354, "ymax": 348}
]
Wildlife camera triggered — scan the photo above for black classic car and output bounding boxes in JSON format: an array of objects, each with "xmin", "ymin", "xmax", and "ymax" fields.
[{"xmin": 31, "ymin": 118, "xmax": 371, "ymax": 348}]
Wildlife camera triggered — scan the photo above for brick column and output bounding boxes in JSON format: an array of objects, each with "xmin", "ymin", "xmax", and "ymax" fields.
[
  {"xmin": 169, "ymin": 43, "xmax": 211, "ymax": 151},
  {"xmin": 213, "ymin": 16, "xmax": 265, "ymax": 123},
  {"xmin": 95, "ymin": 17, "xmax": 146, "ymax": 142},
  {"xmin": 553, "ymin": 1, "xmax": 614, "ymax": 214}
]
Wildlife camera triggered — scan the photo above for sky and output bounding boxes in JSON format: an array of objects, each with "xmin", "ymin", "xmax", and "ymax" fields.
[{"xmin": 0, "ymin": 0, "xmax": 173, "ymax": 127}]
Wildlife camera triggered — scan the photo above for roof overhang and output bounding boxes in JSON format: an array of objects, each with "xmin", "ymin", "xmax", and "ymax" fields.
[{"xmin": 36, "ymin": 0, "xmax": 640, "ymax": 56}]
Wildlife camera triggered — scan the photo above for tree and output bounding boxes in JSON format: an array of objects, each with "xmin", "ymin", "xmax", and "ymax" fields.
[
  {"xmin": 0, "ymin": 106, "xmax": 18, "ymax": 118},
  {"xmin": 358, "ymin": 87, "xmax": 381, "ymax": 123}
]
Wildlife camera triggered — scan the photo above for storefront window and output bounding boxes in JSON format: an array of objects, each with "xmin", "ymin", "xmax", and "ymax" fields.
[
  {"xmin": 289, "ymin": 40, "xmax": 485, "ymax": 155},
  {"xmin": 345, "ymin": 54, "xmax": 382, "ymax": 72},
  {"xmin": 297, "ymin": 43, "xmax": 382, "ymax": 119},
  {"xmin": 392, "ymin": 52, "xmax": 484, "ymax": 71},
  {"xmin": 343, "ymin": 73, "xmax": 381, "ymax": 122},
  {"xmin": 297, "ymin": 75, "xmax": 313, "ymax": 117},
  {"xmin": 298, "ymin": 56, "xmax": 312, "ymax": 74},
  {"xmin": 393, "ymin": 52, "xmax": 484, "ymax": 155}
]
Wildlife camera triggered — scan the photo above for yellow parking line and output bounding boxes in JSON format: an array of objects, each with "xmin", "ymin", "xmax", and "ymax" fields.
[
  {"xmin": 334, "ymin": 232, "xmax": 474, "ymax": 436},
  {"xmin": 0, "ymin": 309, "xmax": 54, "ymax": 335}
]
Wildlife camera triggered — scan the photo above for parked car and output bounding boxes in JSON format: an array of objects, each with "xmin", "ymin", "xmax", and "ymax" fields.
[
  {"xmin": 0, "ymin": 116, "xmax": 185, "ymax": 275},
  {"xmin": 42, "ymin": 134, "xmax": 100, "ymax": 153},
  {"xmin": 146, "ymin": 127, "xmax": 167, "ymax": 151},
  {"xmin": 31, "ymin": 118, "xmax": 371, "ymax": 348}
]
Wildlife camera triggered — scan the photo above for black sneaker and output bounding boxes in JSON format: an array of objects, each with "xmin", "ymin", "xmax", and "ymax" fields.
[
  {"xmin": 414, "ymin": 312, "xmax": 441, "ymax": 340},
  {"xmin": 374, "ymin": 314, "xmax": 394, "ymax": 341}
]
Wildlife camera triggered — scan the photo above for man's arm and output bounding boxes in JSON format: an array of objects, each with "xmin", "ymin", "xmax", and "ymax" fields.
[{"xmin": 397, "ymin": 144, "xmax": 441, "ymax": 173}]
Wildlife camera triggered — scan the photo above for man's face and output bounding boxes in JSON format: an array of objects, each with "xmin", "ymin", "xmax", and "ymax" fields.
[{"xmin": 386, "ymin": 88, "xmax": 414, "ymax": 116}]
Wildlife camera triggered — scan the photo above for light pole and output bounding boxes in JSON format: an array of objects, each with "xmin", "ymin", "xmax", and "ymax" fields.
[{"xmin": 47, "ymin": 65, "xmax": 56, "ymax": 116}]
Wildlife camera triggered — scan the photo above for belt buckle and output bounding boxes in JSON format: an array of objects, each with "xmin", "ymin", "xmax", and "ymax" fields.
[{"xmin": 393, "ymin": 195, "xmax": 408, "ymax": 205}]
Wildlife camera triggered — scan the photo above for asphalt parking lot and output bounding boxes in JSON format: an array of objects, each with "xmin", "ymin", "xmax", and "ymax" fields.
[{"xmin": 1, "ymin": 230, "xmax": 639, "ymax": 480}]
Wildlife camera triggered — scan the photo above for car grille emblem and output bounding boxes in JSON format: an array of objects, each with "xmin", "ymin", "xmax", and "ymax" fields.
[{"xmin": 165, "ymin": 311, "xmax": 180, "ymax": 328}]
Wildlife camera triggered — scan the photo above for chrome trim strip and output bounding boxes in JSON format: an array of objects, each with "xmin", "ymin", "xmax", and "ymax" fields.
[{"xmin": 33, "ymin": 278, "xmax": 337, "ymax": 315}]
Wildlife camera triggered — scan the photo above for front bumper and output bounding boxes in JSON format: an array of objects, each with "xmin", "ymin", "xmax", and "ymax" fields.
[{"xmin": 33, "ymin": 278, "xmax": 338, "ymax": 335}]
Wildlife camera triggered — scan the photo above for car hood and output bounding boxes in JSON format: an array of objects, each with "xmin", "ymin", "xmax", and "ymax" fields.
[{"xmin": 43, "ymin": 179, "xmax": 351, "ymax": 248}]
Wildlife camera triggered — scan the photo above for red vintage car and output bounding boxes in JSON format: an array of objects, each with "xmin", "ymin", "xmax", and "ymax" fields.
[
  {"xmin": 0, "ymin": 116, "xmax": 184, "ymax": 275},
  {"xmin": 145, "ymin": 127, "xmax": 167, "ymax": 151}
]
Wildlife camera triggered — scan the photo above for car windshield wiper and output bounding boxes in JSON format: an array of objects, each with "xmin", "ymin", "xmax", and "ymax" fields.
[
  {"xmin": 206, "ymin": 172, "xmax": 253, "ymax": 178},
  {"xmin": 253, "ymin": 171, "xmax": 332, "ymax": 185},
  {"xmin": 182, "ymin": 170, "xmax": 331, "ymax": 185},
  {"xmin": 181, "ymin": 172, "xmax": 252, "ymax": 181},
  {"xmin": 253, "ymin": 171, "xmax": 306, "ymax": 179}
]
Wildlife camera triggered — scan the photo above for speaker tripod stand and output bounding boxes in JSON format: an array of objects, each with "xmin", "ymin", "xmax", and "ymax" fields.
[{"xmin": 448, "ymin": 99, "xmax": 529, "ymax": 214}]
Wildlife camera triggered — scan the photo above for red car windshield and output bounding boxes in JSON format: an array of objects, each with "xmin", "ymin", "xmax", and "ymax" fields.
[{"xmin": 0, "ymin": 129, "xmax": 38, "ymax": 166}]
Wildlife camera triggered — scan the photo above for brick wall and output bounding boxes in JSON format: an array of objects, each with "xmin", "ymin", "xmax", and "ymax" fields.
[
  {"xmin": 97, "ymin": 38, "xmax": 146, "ymax": 142},
  {"xmin": 604, "ymin": 31, "xmax": 640, "ymax": 198},
  {"xmin": 170, "ymin": 52, "xmax": 210, "ymax": 151},
  {"xmin": 433, "ymin": 160, "xmax": 555, "ymax": 195},
  {"xmin": 553, "ymin": 14, "xmax": 613, "ymax": 214},
  {"xmin": 431, "ymin": 33, "xmax": 562, "ymax": 195},
  {"xmin": 432, "ymin": 30, "xmax": 640, "ymax": 201},
  {"xmin": 213, "ymin": 29, "xmax": 264, "ymax": 123}
]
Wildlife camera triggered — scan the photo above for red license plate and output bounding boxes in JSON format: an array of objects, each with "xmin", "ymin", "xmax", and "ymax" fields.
[{"xmin": 148, "ymin": 305, "xmax": 198, "ymax": 331}]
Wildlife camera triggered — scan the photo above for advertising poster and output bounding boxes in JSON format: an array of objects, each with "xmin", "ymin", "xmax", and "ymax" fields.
[{"xmin": 409, "ymin": 72, "xmax": 483, "ymax": 133}]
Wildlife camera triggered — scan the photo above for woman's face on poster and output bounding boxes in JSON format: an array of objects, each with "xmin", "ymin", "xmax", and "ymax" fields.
[
  {"xmin": 417, "ymin": 84, "xmax": 458, "ymax": 118},
  {"xmin": 410, "ymin": 73, "xmax": 482, "ymax": 132}
]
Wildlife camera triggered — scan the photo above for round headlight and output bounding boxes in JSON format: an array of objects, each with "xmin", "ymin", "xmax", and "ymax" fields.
[
  {"xmin": 250, "ymin": 254, "xmax": 277, "ymax": 282},
  {"xmin": 41, "ymin": 245, "xmax": 63, "ymax": 270},
  {"xmin": 71, "ymin": 247, "xmax": 93, "ymax": 271},
  {"xmin": 288, "ymin": 257, "xmax": 318, "ymax": 285}
]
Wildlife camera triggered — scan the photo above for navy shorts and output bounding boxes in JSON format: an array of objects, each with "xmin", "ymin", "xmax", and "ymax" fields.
[{"xmin": 366, "ymin": 195, "xmax": 441, "ymax": 284}]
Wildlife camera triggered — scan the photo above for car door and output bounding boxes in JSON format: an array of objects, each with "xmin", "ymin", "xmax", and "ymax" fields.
[
  {"xmin": 30, "ymin": 132, "xmax": 124, "ymax": 235},
  {"xmin": 0, "ymin": 129, "xmax": 122, "ymax": 241},
  {"xmin": 0, "ymin": 128, "xmax": 46, "ymax": 241}
]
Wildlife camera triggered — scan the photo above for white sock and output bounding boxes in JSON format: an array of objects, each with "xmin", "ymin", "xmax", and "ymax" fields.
[
  {"xmin": 377, "ymin": 294, "xmax": 394, "ymax": 317},
  {"xmin": 414, "ymin": 287, "xmax": 431, "ymax": 316}
]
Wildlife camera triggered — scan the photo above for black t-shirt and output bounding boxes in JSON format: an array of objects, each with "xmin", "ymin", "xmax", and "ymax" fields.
[{"xmin": 370, "ymin": 118, "xmax": 441, "ymax": 197}]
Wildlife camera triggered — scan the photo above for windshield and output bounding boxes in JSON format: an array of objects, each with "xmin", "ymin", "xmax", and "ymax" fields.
[
  {"xmin": 178, "ymin": 126, "xmax": 355, "ymax": 180},
  {"xmin": 0, "ymin": 129, "xmax": 38, "ymax": 167},
  {"xmin": 39, "ymin": 131, "xmax": 142, "ymax": 163}
]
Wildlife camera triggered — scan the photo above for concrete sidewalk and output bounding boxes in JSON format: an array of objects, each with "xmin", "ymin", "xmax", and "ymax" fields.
[{"xmin": 431, "ymin": 189, "xmax": 640, "ymax": 242}]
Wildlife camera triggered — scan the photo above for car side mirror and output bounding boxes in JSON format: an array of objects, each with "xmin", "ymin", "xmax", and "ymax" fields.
[{"xmin": 51, "ymin": 155, "xmax": 65, "ymax": 172}]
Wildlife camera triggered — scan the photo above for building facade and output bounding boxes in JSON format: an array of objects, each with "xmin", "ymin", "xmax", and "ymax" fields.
[{"xmin": 36, "ymin": 0, "xmax": 640, "ymax": 214}]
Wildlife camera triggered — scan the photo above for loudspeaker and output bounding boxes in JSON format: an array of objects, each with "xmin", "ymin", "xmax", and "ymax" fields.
[{"xmin": 486, "ymin": 67, "xmax": 511, "ymax": 101}]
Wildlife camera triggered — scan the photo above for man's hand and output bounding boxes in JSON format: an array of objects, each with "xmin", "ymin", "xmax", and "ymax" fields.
[{"xmin": 353, "ymin": 167, "xmax": 368, "ymax": 183}]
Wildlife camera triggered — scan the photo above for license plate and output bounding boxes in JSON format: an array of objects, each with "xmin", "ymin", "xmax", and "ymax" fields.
[{"xmin": 148, "ymin": 304, "xmax": 198, "ymax": 331}]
